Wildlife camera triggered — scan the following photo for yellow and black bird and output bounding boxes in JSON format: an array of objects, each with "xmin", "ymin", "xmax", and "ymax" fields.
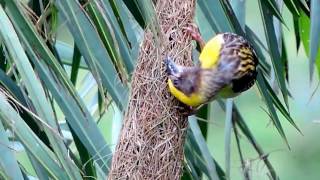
[{"xmin": 166, "ymin": 27, "xmax": 258, "ymax": 109}]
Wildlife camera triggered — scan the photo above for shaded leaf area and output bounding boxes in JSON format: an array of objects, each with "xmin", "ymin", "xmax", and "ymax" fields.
[
  {"xmin": 218, "ymin": 100, "xmax": 278, "ymax": 180},
  {"xmin": 0, "ymin": 5, "xmax": 82, "ymax": 179},
  {"xmin": 0, "ymin": 113, "xmax": 24, "ymax": 180},
  {"xmin": 184, "ymin": 125, "xmax": 226, "ymax": 180},
  {"xmin": 0, "ymin": 0, "xmax": 137, "ymax": 178}
]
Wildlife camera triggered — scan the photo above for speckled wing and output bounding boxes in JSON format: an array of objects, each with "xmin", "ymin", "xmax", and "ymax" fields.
[
  {"xmin": 218, "ymin": 33, "xmax": 258, "ymax": 94},
  {"xmin": 197, "ymin": 33, "xmax": 258, "ymax": 102}
]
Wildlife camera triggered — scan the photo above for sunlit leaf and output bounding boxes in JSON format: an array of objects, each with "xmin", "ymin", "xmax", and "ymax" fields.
[
  {"xmin": 134, "ymin": 0, "xmax": 160, "ymax": 44},
  {"xmin": 233, "ymin": 124, "xmax": 250, "ymax": 180},
  {"xmin": 0, "ymin": 92, "xmax": 68, "ymax": 179},
  {"xmin": 230, "ymin": 0, "xmax": 246, "ymax": 29},
  {"xmin": 261, "ymin": 73, "xmax": 301, "ymax": 133},
  {"xmin": 283, "ymin": 0, "xmax": 300, "ymax": 17},
  {"xmin": 256, "ymin": 72, "xmax": 290, "ymax": 148},
  {"xmin": 55, "ymin": 0, "xmax": 128, "ymax": 110},
  {"xmin": 189, "ymin": 116, "xmax": 220, "ymax": 180},
  {"xmin": 122, "ymin": 0, "xmax": 145, "ymax": 28},
  {"xmin": 309, "ymin": 0, "xmax": 320, "ymax": 80},
  {"xmin": 0, "ymin": 5, "xmax": 81, "ymax": 179},
  {"xmin": 197, "ymin": 0, "xmax": 233, "ymax": 32},
  {"xmin": 265, "ymin": 0, "xmax": 286, "ymax": 24},
  {"xmin": 0, "ymin": 120, "xmax": 24, "ymax": 180},
  {"xmin": 185, "ymin": 129, "xmax": 225, "ymax": 180},
  {"xmin": 218, "ymin": 100, "xmax": 278, "ymax": 180},
  {"xmin": 26, "ymin": 152, "xmax": 50, "ymax": 180},
  {"xmin": 299, "ymin": 9, "xmax": 320, "ymax": 79},
  {"xmin": 2, "ymin": 0, "xmax": 91, "ymax": 118},
  {"xmin": 259, "ymin": 0, "xmax": 289, "ymax": 108},
  {"xmin": 31, "ymin": 55, "xmax": 111, "ymax": 176},
  {"xmin": 224, "ymin": 99, "xmax": 233, "ymax": 180},
  {"xmin": 100, "ymin": 0, "xmax": 136, "ymax": 74}
]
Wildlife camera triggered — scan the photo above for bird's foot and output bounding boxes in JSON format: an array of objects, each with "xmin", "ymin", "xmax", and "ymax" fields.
[
  {"xmin": 174, "ymin": 104, "xmax": 198, "ymax": 116},
  {"xmin": 183, "ymin": 23, "xmax": 205, "ymax": 50},
  {"xmin": 183, "ymin": 23, "xmax": 201, "ymax": 42}
]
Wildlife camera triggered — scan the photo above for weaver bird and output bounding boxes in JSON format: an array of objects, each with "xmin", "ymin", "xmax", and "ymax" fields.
[{"xmin": 166, "ymin": 26, "xmax": 258, "ymax": 110}]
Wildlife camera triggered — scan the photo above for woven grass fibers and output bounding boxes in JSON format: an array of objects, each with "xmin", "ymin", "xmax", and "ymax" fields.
[{"xmin": 109, "ymin": 0, "xmax": 196, "ymax": 179}]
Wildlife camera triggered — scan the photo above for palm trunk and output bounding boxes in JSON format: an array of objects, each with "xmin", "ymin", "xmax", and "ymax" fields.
[{"xmin": 108, "ymin": 0, "xmax": 196, "ymax": 179}]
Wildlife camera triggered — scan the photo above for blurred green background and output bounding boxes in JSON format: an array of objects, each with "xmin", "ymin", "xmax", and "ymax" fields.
[{"xmin": 203, "ymin": 0, "xmax": 320, "ymax": 179}]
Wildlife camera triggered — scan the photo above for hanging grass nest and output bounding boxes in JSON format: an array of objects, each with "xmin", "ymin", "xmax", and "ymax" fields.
[{"xmin": 109, "ymin": 0, "xmax": 196, "ymax": 179}]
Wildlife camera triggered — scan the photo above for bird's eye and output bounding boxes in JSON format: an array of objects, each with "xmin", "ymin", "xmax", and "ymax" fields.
[{"xmin": 173, "ymin": 80, "xmax": 178, "ymax": 86}]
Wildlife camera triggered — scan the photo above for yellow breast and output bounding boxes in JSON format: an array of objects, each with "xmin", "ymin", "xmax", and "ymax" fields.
[
  {"xmin": 168, "ymin": 79, "xmax": 204, "ymax": 107},
  {"xmin": 167, "ymin": 34, "xmax": 225, "ymax": 107},
  {"xmin": 199, "ymin": 34, "xmax": 224, "ymax": 69}
]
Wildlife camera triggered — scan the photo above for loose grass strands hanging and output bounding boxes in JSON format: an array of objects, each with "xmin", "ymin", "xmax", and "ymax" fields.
[{"xmin": 109, "ymin": 0, "xmax": 196, "ymax": 179}]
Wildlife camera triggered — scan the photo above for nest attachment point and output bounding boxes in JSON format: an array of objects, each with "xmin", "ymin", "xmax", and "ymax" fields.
[{"xmin": 109, "ymin": 0, "xmax": 196, "ymax": 179}]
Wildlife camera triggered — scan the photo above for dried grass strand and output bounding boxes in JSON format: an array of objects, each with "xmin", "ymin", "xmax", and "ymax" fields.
[{"xmin": 109, "ymin": 0, "xmax": 196, "ymax": 179}]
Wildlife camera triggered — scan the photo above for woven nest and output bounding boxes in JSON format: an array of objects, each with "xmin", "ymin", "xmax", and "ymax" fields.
[{"xmin": 109, "ymin": 0, "xmax": 196, "ymax": 179}]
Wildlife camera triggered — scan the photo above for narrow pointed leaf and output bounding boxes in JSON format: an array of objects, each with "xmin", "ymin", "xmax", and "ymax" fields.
[
  {"xmin": 299, "ymin": 10, "xmax": 320, "ymax": 78},
  {"xmin": 283, "ymin": 0, "xmax": 300, "ymax": 17},
  {"xmin": 258, "ymin": 0, "xmax": 289, "ymax": 108},
  {"xmin": 185, "ymin": 132, "xmax": 226, "ymax": 180},
  {"xmin": 122, "ymin": 0, "xmax": 145, "ymax": 28},
  {"xmin": 85, "ymin": 1, "xmax": 130, "ymax": 79},
  {"xmin": 55, "ymin": 41, "xmax": 87, "ymax": 68},
  {"xmin": 134, "ymin": 0, "xmax": 160, "ymax": 44},
  {"xmin": 113, "ymin": 0, "xmax": 141, "ymax": 51},
  {"xmin": 224, "ymin": 99, "xmax": 233, "ymax": 180},
  {"xmin": 55, "ymin": 0, "xmax": 128, "ymax": 110},
  {"xmin": 28, "ymin": 48, "xmax": 111, "ymax": 175},
  {"xmin": 184, "ymin": 142, "xmax": 204, "ymax": 179},
  {"xmin": 260, "ymin": 73, "xmax": 301, "ymax": 132},
  {"xmin": 219, "ymin": 0, "xmax": 244, "ymax": 33},
  {"xmin": 189, "ymin": 116, "xmax": 220, "ymax": 180},
  {"xmin": 2, "ymin": 0, "xmax": 93, "ymax": 118},
  {"xmin": 106, "ymin": 0, "xmax": 130, "ymax": 43},
  {"xmin": 0, "ymin": 69, "xmax": 25, "ymax": 103},
  {"xmin": 309, "ymin": 0, "xmax": 320, "ymax": 80},
  {"xmin": 0, "ymin": 5, "xmax": 81, "ymax": 179},
  {"xmin": 265, "ymin": 0, "xmax": 286, "ymax": 24},
  {"xmin": 281, "ymin": 38, "xmax": 289, "ymax": 81},
  {"xmin": 0, "ymin": 92, "xmax": 68, "ymax": 179},
  {"xmin": 245, "ymin": 26, "xmax": 268, "ymax": 52},
  {"xmin": 218, "ymin": 100, "xmax": 278, "ymax": 180},
  {"xmin": 0, "ymin": 120, "xmax": 24, "ymax": 180},
  {"xmin": 298, "ymin": 0, "xmax": 310, "ymax": 16},
  {"xmin": 70, "ymin": 45, "xmax": 81, "ymax": 85},
  {"xmin": 99, "ymin": 0, "xmax": 135, "ymax": 73},
  {"xmin": 198, "ymin": 0, "xmax": 233, "ymax": 32},
  {"xmin": 256, "ymin": 72, "xmax": 290, "ymax": 148},
  {"xmin": 196, "ymin": 104, "xmax": 209, "ymax": 138},
  {"xmin": 26, "ymin": 151, "xmax": 50, "ymax": 180},
  {"xmin": 293, "ymin": 16, "xmax": 301, "ymax": 50},
  {"xmin": 233, "ymin": 125, "xmax": 250, "ymax": 180},
  {"xmin": 0, "ymin": 69, "xmax": 51, "ymax": 146},
  {"xmin": 230, "ymin": 0, "xmax": 246, "ymax": 29}
]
